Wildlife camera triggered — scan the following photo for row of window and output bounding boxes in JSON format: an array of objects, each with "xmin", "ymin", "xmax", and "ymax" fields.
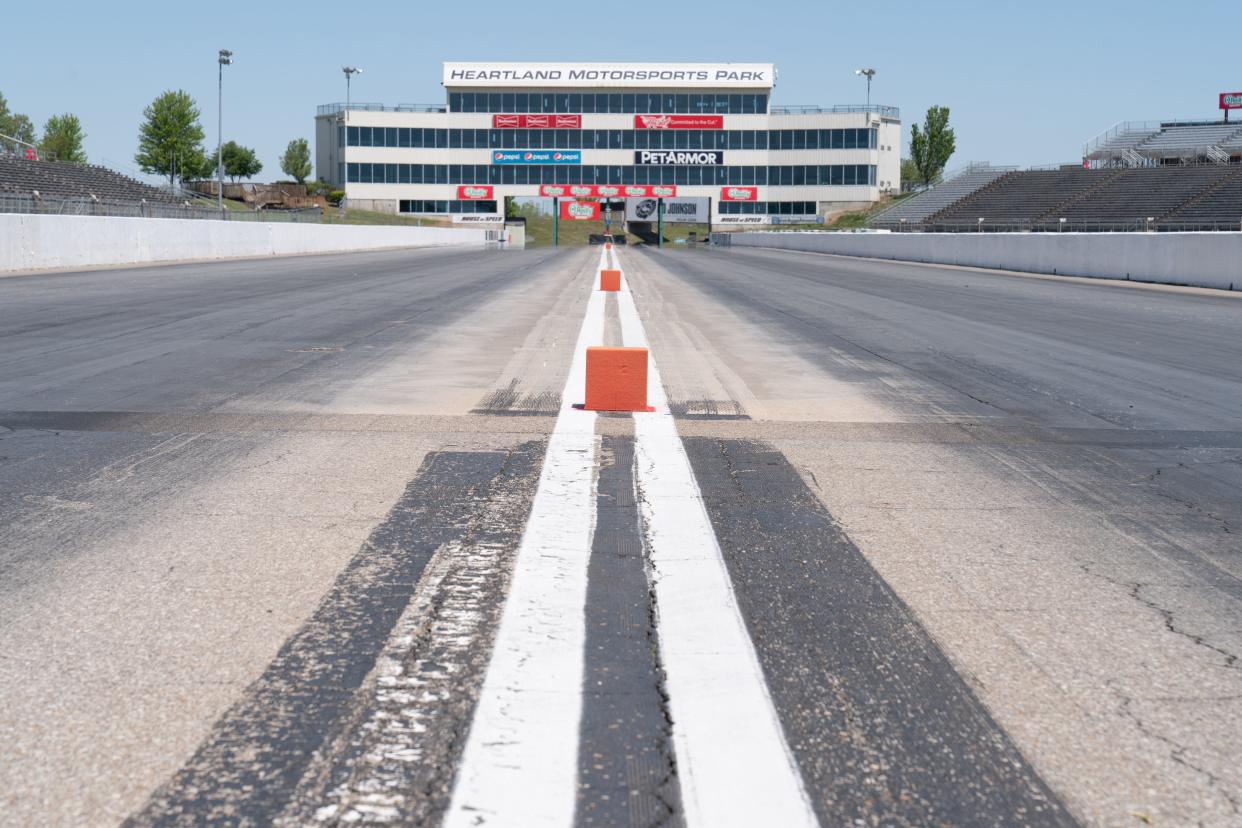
[
  {"xmin": 449, "ymin": 91, "xmax": 768, "ymax": 115},
  {"xmin": 345, "ymin": 126, "xmax": 878, "ymax": 151},
  {"xmin": 347, "ymin": 163, "xmax": 877, "ymax": 187},
  {"xmin": 399, "ymin": 200, "xmax": 498, "ymax": 214},
  {"xmin": 719, "ymin": 201, "xmax": 817, "ymax": 215}
]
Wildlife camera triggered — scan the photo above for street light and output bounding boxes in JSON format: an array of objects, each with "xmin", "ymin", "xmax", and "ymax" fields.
[
  {"xmin": 855, "ymin": 68, "xmax": 876, "ymax": 111},
  {"xmin": 217, "ymin": 49, "xmax": 233, "ymax": 211},
  {"xmin": 343, "ymin": 66, "xmax": 363, "ymax": 111}
]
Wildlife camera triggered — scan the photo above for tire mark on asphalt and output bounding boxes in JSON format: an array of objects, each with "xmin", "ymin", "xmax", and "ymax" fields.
[
  {"xmin": 575, "ymin": 436, "xmax": 683, "ymax": 828},
  {"xmin": 683, "ymin": 437, "xmax": 1079, "ymax": 827},
  {"xmin": 124, "ymin": 442, "xmax": 545, "ymax": 827}
]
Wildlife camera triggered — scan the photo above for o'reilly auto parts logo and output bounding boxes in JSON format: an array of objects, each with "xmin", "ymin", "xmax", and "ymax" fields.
[
  {"xmin": 566, "ymin": 202, "xmax": 595, "ymax": 219},
  {"xmin": 570, "ymin": 185, "xmax": 594, "ymax": 197},
  {"xmin": 634, "ymin": 150, "xmax": 723, "ymax": 166},
  {"xmin": 597, "ymin": 185, "xmax": 620, "ymax": 197},
  {"xmin": 461, "ymin": 186, "xmax": 490, "ymax": 199},
  {"xmin": 651, "ymin": 185, "xmax": 675, "ymax": 197}
]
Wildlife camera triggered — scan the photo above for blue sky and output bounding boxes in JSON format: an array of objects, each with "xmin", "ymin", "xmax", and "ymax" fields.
[{"xmin": 2, "ymin": 0, "xmax": 1238, "ymax": 182}]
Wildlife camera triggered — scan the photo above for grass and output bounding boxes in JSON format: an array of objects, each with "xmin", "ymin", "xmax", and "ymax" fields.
[
  {"xmin": 825, "ymin": 192, "xmax": 915, "ymax": 229},
  {"xmin": 520, "ymin": 212, "xmax": 709, "ymax": 247}
]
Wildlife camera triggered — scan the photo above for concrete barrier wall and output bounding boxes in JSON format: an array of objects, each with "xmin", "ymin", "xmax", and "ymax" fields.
[
  {"xmin": 722, "ymin": 231, "xmax": 1242, "ymax": 291},
  {"xmin": 0, "ymin": 214, "xmax": 486, "ymax": 272}
]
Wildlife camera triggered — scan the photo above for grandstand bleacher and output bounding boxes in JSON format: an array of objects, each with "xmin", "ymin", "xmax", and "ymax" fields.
[
  {"xmin": 869, "ymin": 164, "xmax": 1014, "ymax": 228},
  {"xmin": 0, "ymin": 155, "xmax": 182, "ymax": 204},
  {"xmin": 1086, "ymin": 120, "xmax": 1242, "ymax": 165},
  {"xmin": 928, "ymin": 169, "xmax": 1118, "ymax": 227}
]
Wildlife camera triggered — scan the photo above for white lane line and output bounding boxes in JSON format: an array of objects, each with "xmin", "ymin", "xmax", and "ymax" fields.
[
  {"xmin": 443, "ymin": 254, "xmax": 604, "ymax": 828},
  {"xmin": 616, "ymin": 259, "xmax": 820, "ymax": 828}
]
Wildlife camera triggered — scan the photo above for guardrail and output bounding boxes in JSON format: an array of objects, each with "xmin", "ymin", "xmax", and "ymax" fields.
[
  {"xmin": 0, "ymin": 192, "xmax": 322, "ymax": 222},
  {"xmin": 317, "ymin": 103, "xmax": 447, "ymax": 116},
  {"xmin": 771, "ymin": 104, "xmax": 900, "ymax": 119}
]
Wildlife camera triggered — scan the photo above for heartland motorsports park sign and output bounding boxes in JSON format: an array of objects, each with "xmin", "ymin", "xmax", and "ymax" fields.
[{"xmin": 443, "ymin": 63, "xmax": 775, "ymax": 88}]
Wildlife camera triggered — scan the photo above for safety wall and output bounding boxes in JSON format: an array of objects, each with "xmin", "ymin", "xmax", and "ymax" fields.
[
  {"xmin": 718, "ymin": 231, "xmax": 1242, "ymax": 291},
  {"xmin": 0, "ymin": 214, "xmax": 486, "ymax": 273}
]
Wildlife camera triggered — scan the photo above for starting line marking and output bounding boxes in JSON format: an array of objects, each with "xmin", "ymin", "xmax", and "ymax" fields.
[{"xmin": 616, "ymin": 256, "xmax": 820, "ymax": 828}]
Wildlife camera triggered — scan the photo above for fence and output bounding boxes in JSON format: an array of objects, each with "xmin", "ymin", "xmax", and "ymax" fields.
[{"xmin": 0, "ymin": 192, "xmax": 322, "ymax": 223}]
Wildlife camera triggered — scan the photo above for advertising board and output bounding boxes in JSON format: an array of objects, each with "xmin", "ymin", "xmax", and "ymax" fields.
[
  {"xmin": 634, "ymin": 150, "xmax": 723, "ymax": 166},
  {"xmin": 493, "ymin": 114, "xmax": 582, "ymax": 128},
  {"xmin": 456, "ymin": 185, "xmax": 494, "ymax": 200},
  {"xmin": 492, "ymin": 150, "xmax": 581, "ymax": 165},
  {"xmin": 560, "ymin": 200, "xmax": 601, "ymax": 221},
  {"xmin": 625, "ymin": 197, "xmax": 709, "ymax": 224},
  {"xmin": 634, "ymin": 115, "xmax": 724, "ymax": 130}
]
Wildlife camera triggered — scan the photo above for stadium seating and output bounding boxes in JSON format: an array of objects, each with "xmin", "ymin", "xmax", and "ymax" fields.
[
  {"xmin": 1136, "ymin": 124, "xmax": 1241, "ymax": 157},
  {"xmin": 869, "ymin": 165, "xmax": 1014, "ymax": 227},
  {"xmin": 1057, "ymin": 166, "xmax": 1234, "ymax": 224},
  {"xmin": 1091, "ymin": 127, "xmax": 1160, "ymax": 158},
  {"xmin": 1161, "ymin": 167, "xmax": 1242, "ymax": 226},
  {"xmin": 0, "ymin": 155, "xmax": 181, "ymax": 203},
  {"xmin": 928, "ymin": 169, "xmax": 1119, "ymax": 227}
]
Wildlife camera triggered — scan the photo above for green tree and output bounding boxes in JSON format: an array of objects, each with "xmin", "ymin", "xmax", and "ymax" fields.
[
  {"xmin": 900, "ymin": 158, "xmax": 919, "ymax": 188},
  {"xmin": 220, "ymin": 140, "xmax": 262, "ymax": 182},
  {"xmin": 135, "ymin": 90, "xmax": 207, "ymax": 187},
  {"xmin": 910, "ymin": 106, "xmax": 956, "ymax": 189},
  {"xmin": 40, "ymin": 113, "xmax": 87, "ymax": 163},
  {"xmin": 279, "ymin": 137, "xmax": 312, "ymax": 184},
  {"xmin": 0, "ymin": 91, "xmax": 37, "ymax": 151}
]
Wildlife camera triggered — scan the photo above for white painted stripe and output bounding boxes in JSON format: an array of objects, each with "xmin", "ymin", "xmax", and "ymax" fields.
[
  {"xmin": 443, "ymin": 255, "xmax": 603, "ymax": 828},
  {"xmin": 616, "ymin": 260, "xmax": 820, "ymax": 828}
]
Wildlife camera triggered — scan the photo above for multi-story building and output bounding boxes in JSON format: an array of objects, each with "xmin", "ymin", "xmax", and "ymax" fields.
[{"xmin": 315, "ymin": 62, "xmax": 900, "ymax": 226}]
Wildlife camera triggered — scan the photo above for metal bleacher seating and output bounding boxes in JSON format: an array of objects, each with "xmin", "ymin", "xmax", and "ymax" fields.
[
  {"xmin": 1161, "ymin": 167, "xmax": 1242, "ymax": 226},
  {"xmin": 1057, "ymin": 166, "xmax": 1235, "ymax": 224},
  {"xmin": 1136, "ymin": 124, "xmax": 1242, "ymax": 158},
  {"xmin": 868, "ymin": 165, "xmax": 1014, "ymax": 228},
  {"xmin": 0, "ymin": 155, "xmax": 181, "ymax": 204},
  {"xmin": 927, "ymin": 169, "xmax": 1117, "ymax": 228}
]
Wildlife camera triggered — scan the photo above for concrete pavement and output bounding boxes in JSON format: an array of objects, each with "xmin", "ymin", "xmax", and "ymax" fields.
[{"xmin": 1, "ymin": 242, "xmax": 1238, "ymax": 826}]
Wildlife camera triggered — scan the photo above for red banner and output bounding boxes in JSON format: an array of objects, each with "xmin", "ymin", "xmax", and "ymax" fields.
[
  {"xmin": 540, "ymin": 184, "xmax": 679, "ymax": 199},
  {"xmin": 1221, "ymin": 92, "xmax": 1242, "ymax": 110},
  {"xmin": 720, "ymin": 186, "xmax": 757, "ymax": 202},
  {"xmin": 493, "ymin": 114, "xmax": 582, "ymax": 128},
  {"xmin": 634, "ymin": 115, "xmax": 724, "ymax": 130},
  {"xmin": 560, "ymin": 200, "xmax": 600, "ymax": 221},
  {"xmin": 457, "ymin": 185, "xmax": 494, "ymax": 200}
]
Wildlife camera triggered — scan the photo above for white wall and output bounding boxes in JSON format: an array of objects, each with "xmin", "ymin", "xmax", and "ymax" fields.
[
  {"xmin": 0, "ymin": 213, "xmax": 486, "ymax": 273},
  {"xmin": 723, "ymin": 231, "xmax": 1242, "ymax": 291}
]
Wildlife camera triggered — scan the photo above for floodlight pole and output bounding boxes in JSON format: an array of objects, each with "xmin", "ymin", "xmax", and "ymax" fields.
[
  {"xmin": 217, "ymin": 49, "xmax": 233, "ymax": 211},
  {"xmin": 855, "ymin": 68, "xmax": 877, "ymax": 112},
  {"xmin": 343, "ymin": 66, "xmax": 362, "ymax": 111}
]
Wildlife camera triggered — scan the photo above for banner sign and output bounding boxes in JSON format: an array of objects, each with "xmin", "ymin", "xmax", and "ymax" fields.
[
  {"xmin": 452, "ymin": 214, "xmax": 503, "ymax": 224},
  {"xmin": 444, "ymin": 62, "xmax": 775, "ymax": 88},
  {"xmin": 560, "ymin": 200, "xmax": 601, "ymax": 221},
  {"xmin": 1221, "ymin": 92, "xmax": 1242, "ymax": 110},
  {"xmin": 493, "ymin": 114, "xmax": 582, "ymax": 128},
  {"xmin": 625, "ymin": 197, "xmax": 709, "ymax": 224},
  {"xmin": 492, "ymin": 150, "xmax": 581, "ymax": 164},
  {"xmin": 539, "ymin": 184, "xmax": 678, "ymax": 198},
  {"xmin": 716, "ymin": 215, "xmax": 822, "ymax": 225},
  {"xmin": 634, "ymin": 115, "xmax": 724, "ymax": 130},
  {"xmin": 720, "ymin": 186, "xmax": 758, "ymax": 201},
  {"xmin": 634, "ymin": 150, "xmax": 723, "ymax": 166},
  {"xmin": 457, "ymin": 185, "xmax": 494, "ymax": 200}
]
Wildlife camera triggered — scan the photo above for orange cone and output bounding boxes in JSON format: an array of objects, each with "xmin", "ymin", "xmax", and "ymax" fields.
[
  {"xmin": 599, "ymin": 269, "xmax": 621, "ymax": 291},
  {"xmin": 583, "ymin": 347, "xmax": 654, "ymax": 412}
]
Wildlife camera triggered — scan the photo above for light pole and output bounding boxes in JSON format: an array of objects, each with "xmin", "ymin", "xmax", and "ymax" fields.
[
  {"xmin": 217, "ymin": 49, "xmax": 233, "ymax": 211},
  {"xmin": 343, "ymin": 66, "xmax": 362, "ymax": 111},
  {"xmin": 855, "ymin": 68, "xmax": 876, "ymax": 111}
]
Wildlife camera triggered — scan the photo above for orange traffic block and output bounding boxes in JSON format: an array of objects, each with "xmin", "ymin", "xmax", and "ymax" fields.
[
  {"xmin": 605, "ymin": 242, "xmax": 613, "ymax": 250},
  {"xmin": 583, "ymin": 346, "xmax": 654, "ymax": 412},
  {"xmin": 599, "ymin": 269, "xmax": 621, "ymax": 291}
]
